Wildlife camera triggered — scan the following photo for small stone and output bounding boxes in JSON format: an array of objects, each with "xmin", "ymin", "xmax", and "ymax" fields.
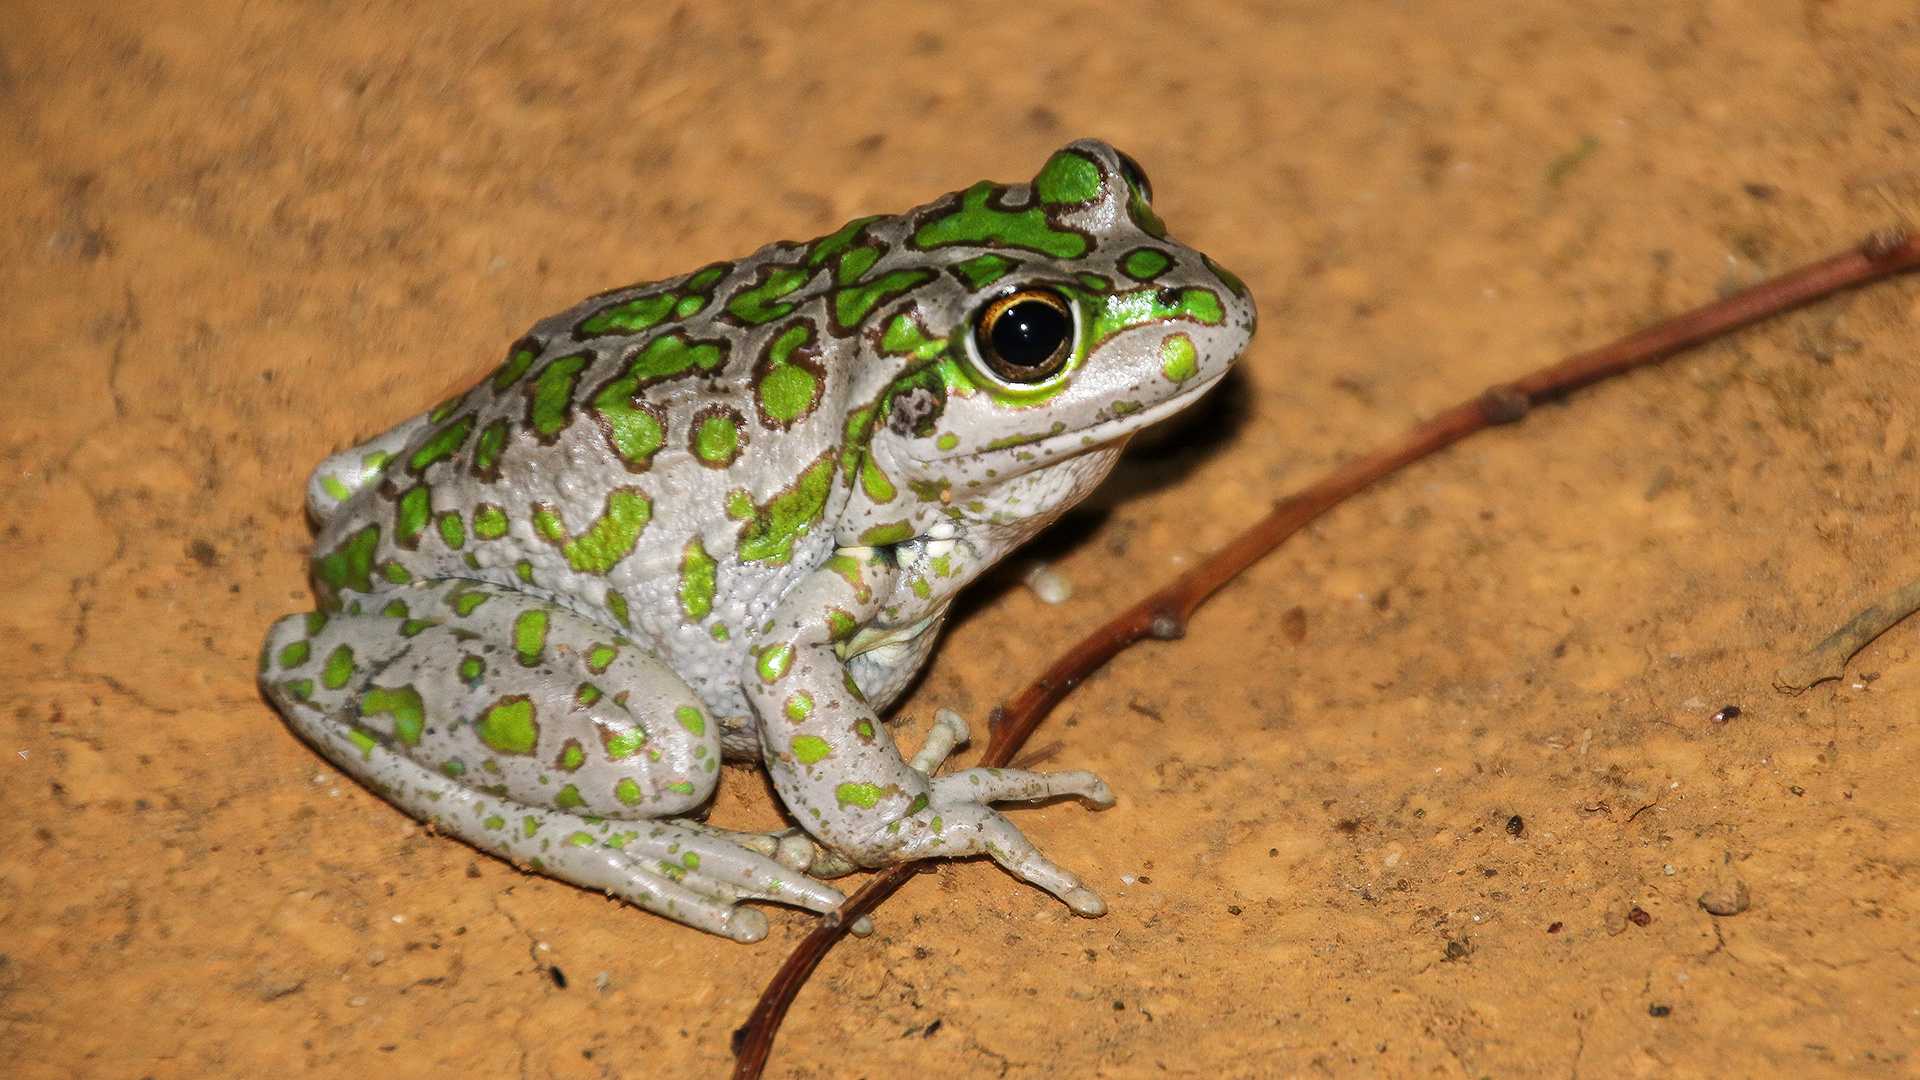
[{"xmin": 1698, "ymin": 880, "xmax": 1751, "ymax": 917}]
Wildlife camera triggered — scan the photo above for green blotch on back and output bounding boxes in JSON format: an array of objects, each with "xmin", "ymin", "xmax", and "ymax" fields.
[
  {"xmin": 879, "ymin": 314, "xmax": 952, "ymax": 362},
  {"xmin": 477, "ymin": 696, "xmax": 538, "ymax": 755},
  {"xmin": 676, "ymin": 705, "xmax": 706, "ymax": 737},
  {"xmin": 314, "ymin": 525, "xmax": 381, "ymax": 601},
  {"xmin": 347, "ymin": 729, "xmax": 377, "ymax": 760},
  {"xmin": 494, "ymin": 340, "xmax": 541, "ymax": 392},
  {"xmin": 807, "ymin": 216, "xmax": 881, "ymax": 267},
  {"xmin": 954, "ymin": 253, "xmax": 1017, "ymax": 289},
  {"xmin": 277, "ymin": 640, "xmax": 309, "ymax": 669},
  {"xmin": 558, "ymin": 740, "xmax": 585, "ymax": 770},
  {"xmin": 578, "ymin": 292, "xmax": 676, "ymax": 337},
  {"xmin": 360, "ymin": 685, "xmax": 425, "ymax": 746},
  {"xmin": 835, "ymin": 782, "xmax": 884, "ymax": 809},
  {"xmin": 913, "ymin": 181, "xmax": 1087, "ymax": 259},
  {"xmin": 728, "ymin": 265, "xmax": 812, "ymax": 324},
  {"xmin": 679, "ymin": 536, "xmax": 716, "ymax": 620},
  {"xmin": 834, "ymin": 269, "xmax": 934, "ymax": 330},
  {"xmin": 605, "ymin": 588, "xmax": 630, "ymax": 627},
  {"xmin": 666, "ymin": 781, "xmax": 696, "ymax": 797},
  {"xmin": 790, "ymin": 735, "xmax": 832, "ymax": 765},
  {"xmin": 395, "ymin": 485, "xmax": 432, "ymax": 548},
  {"xmin": 473, "ymin": 504, "xmax": 509, "ymax": 540},
  {"xmin": 737, "ymin": 451, "xmax": 836, "ymax": 563},
  {"xmin": 586, "ymin": 644, "xmax": 615, "ymax": 672},
  {"xmin": 590, "ymin": 336, "xmax": 724, "ymax": 468},
  {"xmin": 530, "ymin": 353, "xmax": 590, "ymax": 439},
  {"xmin": 532, "ymin": 490, "xmax": 653, "ymax": 574},
  {"xmin": 574, "ymin": 684, "xmax": 602, "ymax": 708},
  {"xmin": 458, "ymin": 655, "xmax": 485, "ymax": 683},
  {"xmin": 757, "ymin": 324, "xmax": 821, "ymax": 426},
  {"xmin": 693, "ymin": 413, "xmax": 740, "ymax": 465},
  {"xmin": 614, "ymin": 777, "xmax": 642, "ymax": 805},
  {"xmin": 408, "ymin": 415, "xmax": 474, "ymax": 472},
  {"xmin": 437, "ymin": 511, "xmax": 465, "ymax": 550},
  {"xmin": 554, "ymin": 785, "xmax": 585, "ymax": 810},
  {"xmin": 513, "ymin": 609, "xmax": 549, "ymax": 666},
  {"xmin": 472, "ymin": 420, "xmax": 508, "ymax": 476},
  {"xmin": 321, "ymin": 645, "xmax": 355, "ymax": 690},
  {"xmin": 1160, "ymin": 332, "xmax": 1198, "ymax": 382}
]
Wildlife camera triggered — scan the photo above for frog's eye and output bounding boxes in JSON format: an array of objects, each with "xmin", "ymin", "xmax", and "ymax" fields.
[
  {"xmin": 1117, "ymin": 150, "xmax": 1153, "ymax": 204},
  {"xmin": 972, "ymin": 289, "xmax": 1076, "ymax": 384}
]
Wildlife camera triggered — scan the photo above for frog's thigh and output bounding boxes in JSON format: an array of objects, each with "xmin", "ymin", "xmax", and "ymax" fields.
[{"xmin": 262, "ymin": 581, "xmax": 721, "ymax": 820}]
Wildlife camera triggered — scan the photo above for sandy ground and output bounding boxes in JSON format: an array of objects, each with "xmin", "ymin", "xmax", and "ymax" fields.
[{"xmin": 6, "ymin": 1, "xmax": 1920, "ymax": 1076}]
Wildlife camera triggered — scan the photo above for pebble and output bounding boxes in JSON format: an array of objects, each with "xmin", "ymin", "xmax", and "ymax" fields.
[{"xmin": 1697, "ymin": 880, "xmax": 1751, "ymax": 916}]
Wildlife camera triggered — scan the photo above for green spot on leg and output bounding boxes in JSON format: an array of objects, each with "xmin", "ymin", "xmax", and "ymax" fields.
[
  {"xmin": 524, "ymin": 816, "xmax": 539, "ymax": 838},
  {"xmin": 574, "ymin": 684, "xmax": 602, "ymax": 708},
  {"xmin": 513, "ymin": 610, "xmax": 549, "ymax": 666},
  {"xmin": 567, "ymin": 831, "xmax": 594, "ymax": 847},
  {"xmin": 683, "ymin": 851, "xmax": 700, "ymax": 869},
  {"xmin": 679, "ymin": 536, "xmax": 716, "ymax": 620},
  {"xmin": 604, "ymin": 728, "xmax": 645, "ymax": 759},
  {"xmin": 587, "ymin": 644, "xmax": 615, "ymax": 672},
  {"xmin": 286, "ymin": 679, "xmax": 313, "ymax": 701},
  {"xmin": 835, "ymin": 782, "xmax": 885, "ymax": 810},
  {"xmin": 710, "ymin": 624, "xmax": 730, "ymax": 641},
  {"xmin": 360, "ymin": 685, "xmax": 426, "ymax": 746},
  {"xmin": 555, "ymin": 785, "xmax": 585, "ymax": 810},
  {"xmin": 614, "ymin": 778, "xmax": 641, "ymax": 805},
  {"xmin": 906, "ymin": 793, "xmax": 929, "ymax": 815},
  {"xmin": 441, "ymin": 759, "xmax": 466, "ymax": 778},
  {"xmin": 936, "ymin": 433, "xmax": 959, "ymax": 451},
  {"xmin": 473, "ymin": 504, "xmax": 509, "ymax": 540},
  {"xmin": 558, "ymin": 740, "xmax": 585, "ymax": 771},
  {"xmin": 320, "ymin": 475, "xmax": 351, "ymax": 502},
  {"xmin": 458, "ymin": 655, "xmax": 484, "ymax": 683},
  {"xmin": 757, "ymin": 644, "xmax": 794, "ymax": 683},
  {"xmin": 477, "ymin": 696, "xmax": 538, "ymax": 754},
  {"xmin": 1160, "ymin": 332, "xmax": 1198, "ymax": 382},
  {"xmin": 676, "ymin": 705, "xmax": 706, "ymax": 736},
  {"xmin": 346, "ymin": 729, "xmax": 377, "ymax": 760},
  {"xmin": 321, "ymin": 645, "xmax": 355, "ymax": 690},
  {"xmin": 381, "ymin": 599, "xmax": 408, "ymax": 619},
  {"xmin": 784, "ymin": 691, "xmax": 814, "ymax": 722},
  {"xmin": 277, "ymin": 640, "xmax": 310, "ymax": 669},
  {"xmin": 859, "ymin": 522, "xmax": 914, "ymax": 546},
  {"xmin": 605, "ymin": 588, "xmax": 630, "ymax": 627},
  {"xmin": 382, "ymin": 562, "xmax": 412, "ymax": 584},
  {"xmin": 790, "ymin": 735, "xmax": 832, "ymax": 765},
  {"xmin": 665, "ymin": 781, "xmax": 696, "ymax": 797},
  {"xmin": 437, "ymin": 511, "xmax": 465, "ymax": 549}
]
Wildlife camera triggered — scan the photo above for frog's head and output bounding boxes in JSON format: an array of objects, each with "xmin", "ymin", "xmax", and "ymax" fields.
[{"xmin": 835, "ymin": 139, "xmax": 1255, "ymax": 545}]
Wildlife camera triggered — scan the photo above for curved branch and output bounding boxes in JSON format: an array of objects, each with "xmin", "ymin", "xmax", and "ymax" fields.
[{"xmin": 731, "ymin": 229, "xmax": 1920, "ymax": 1080}]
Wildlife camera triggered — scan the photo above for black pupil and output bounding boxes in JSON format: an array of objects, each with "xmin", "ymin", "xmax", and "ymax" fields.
[{"xmin": 990, "ymin": 300, "xmax": 1069, "ymax": 371}]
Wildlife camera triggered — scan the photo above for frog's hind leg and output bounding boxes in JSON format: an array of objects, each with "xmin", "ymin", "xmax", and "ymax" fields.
[{"xmin": 259, "ymin": 582, "xmax": 844, "ymax": 941}]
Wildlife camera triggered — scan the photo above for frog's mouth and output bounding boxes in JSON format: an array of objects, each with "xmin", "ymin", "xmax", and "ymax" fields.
[{"xmin": 906, "ymin": 365, "xmax": 1231, "ymax": 471}]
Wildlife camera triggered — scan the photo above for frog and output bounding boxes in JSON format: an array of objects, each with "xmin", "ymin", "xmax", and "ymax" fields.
[{"xmin": 259, "ymin": 139, "xmax": 1256, "ymax": 942}]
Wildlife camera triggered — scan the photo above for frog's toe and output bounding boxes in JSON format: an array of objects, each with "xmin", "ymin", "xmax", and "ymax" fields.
[
  {"xmin": 1059, "ymin": 885, "xmax": 1108, "ymax": 917},
  {"xmin": 932, "ymin": 767, "xmax": 1114, "ymax": 809}
]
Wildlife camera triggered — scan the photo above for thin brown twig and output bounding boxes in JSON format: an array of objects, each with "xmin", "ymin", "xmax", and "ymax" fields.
[{"xmin": 729, "ymin": 228, "xmax": 1920, "ymax": 1080}]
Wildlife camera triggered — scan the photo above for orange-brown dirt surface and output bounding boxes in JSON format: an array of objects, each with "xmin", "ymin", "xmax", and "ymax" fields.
[{"xmin": 7, "ymin": 2, "xmax": 1920, "ymax": 1077}]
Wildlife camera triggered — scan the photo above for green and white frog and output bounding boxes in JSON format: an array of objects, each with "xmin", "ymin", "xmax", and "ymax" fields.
[{"xmin": 260, "ymin": 140, "xmax": 1255, "ymax": 941}]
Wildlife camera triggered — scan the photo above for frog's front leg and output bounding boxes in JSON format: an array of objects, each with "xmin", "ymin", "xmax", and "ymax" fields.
[
  {"xmin": 260, "ymin": 580, "xmax": 844, "ymax": 941},
  {"xmin": 746, "ymin": 556, "xmax": 1114, "ymax": 916}
]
